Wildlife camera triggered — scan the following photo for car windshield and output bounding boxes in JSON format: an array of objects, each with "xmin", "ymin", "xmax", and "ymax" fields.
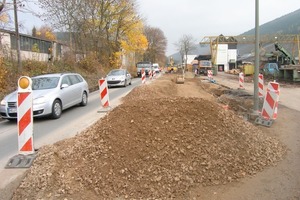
[
  {"xmin": 200, "ymin": 61, "xmax": 211, "ymax": 67},
  {"xmin": 108, "ymin": 70, "xmax": 125, "ymax": 76},
  {"xmin": 137, "ymin": 63, "xmax": 151, "ymax": 68},
  {"xmin": 32, "ymin": 77, "xmax": 60, "ymax": 90}
]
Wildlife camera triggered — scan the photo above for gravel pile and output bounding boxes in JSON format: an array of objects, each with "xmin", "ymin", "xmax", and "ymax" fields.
[{"xmin": 12, "ymin": 77, "xmax": 286, "ymax": 199}]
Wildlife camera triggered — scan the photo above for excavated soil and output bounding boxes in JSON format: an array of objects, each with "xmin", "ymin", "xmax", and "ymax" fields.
[{"xmin": 12, "ymin": 74, "xmax": 286, "ymax": 199}]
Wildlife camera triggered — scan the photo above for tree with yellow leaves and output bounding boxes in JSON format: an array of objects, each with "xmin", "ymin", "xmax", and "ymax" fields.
[{"xmin": 35, "ymin": 25, "xmax": 56, "ymax": 41}]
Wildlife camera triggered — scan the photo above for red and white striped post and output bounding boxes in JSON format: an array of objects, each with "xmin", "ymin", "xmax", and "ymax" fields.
[
  {"xmin": 207, "ymin": 70, "xmax": 212, "ymax": 81},
  {"xmin": 239, "ymin": 72, "xmax": 245, "ymax": 89},
  {"xmin": 17, "ymin": 76, "xmax": 34, "ymax": 155},
  {"xmin": 268, "ymin": 81, "xmax": 280, "ymax": 120},
  {"xmin": 141, "ymin": 69, "xmax": 146, "ymax": 84},
  {"xmin": 258, "ymin": 73, "xmax": 264, "ymax": 98},
  {"xmin": 149, "ymin": 70, "xmax": 152, "ymax": 80},
  {"xmin": 261, "ymin": 81, "xmax": 280, "ymax": 120},
  {"xmin": 99, "ymin": 78, "xmax": 110, "ymax": 108},
  {"xmin": 153, "ymin": 70, "xmax": 156, "ymax": 79}
]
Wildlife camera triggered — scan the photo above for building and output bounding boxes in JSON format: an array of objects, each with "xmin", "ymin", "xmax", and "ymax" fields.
[
  {"xmin": 213, "ymin": 35, "xmax": 237, "ymax": 72},
  {"xmin": 0, "ymin": 28, "xmax": 64, "ymax": 62}
]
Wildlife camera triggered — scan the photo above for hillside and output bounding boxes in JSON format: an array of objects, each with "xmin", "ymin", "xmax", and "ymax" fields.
[{"xmin": 242, "ymin": 8, "xmax": 300, "ymax": 35}]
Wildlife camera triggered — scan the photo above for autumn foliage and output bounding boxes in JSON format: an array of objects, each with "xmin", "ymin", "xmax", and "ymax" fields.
[{"xmin": 34, "ymin": 25, "xmax": 56, "ymax": 41}]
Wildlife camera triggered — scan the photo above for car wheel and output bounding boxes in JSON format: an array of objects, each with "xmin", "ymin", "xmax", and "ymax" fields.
[
  {"xmin": 51, "ymin": 99, "xmax": 62, "ymax": 119},
  {"xmin": 80, "ymin": 92, "xmax": 88, "ymax": 106},
  {"xmin": 129, "ymin": 79, "xmax": 132, "ymax": 85}
]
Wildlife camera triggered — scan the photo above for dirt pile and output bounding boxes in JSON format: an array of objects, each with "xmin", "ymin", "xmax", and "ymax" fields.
[{"xmin": 12, "ymin": 75, "xmax": 286, "ymax": 199}]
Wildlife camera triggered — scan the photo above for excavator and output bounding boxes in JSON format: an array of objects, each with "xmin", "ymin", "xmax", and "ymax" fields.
[
  {"xmin": 262, "ymin": 42, "xmax": 300, "ymax": 81},
  {"xmin": 274, "ymin": 42, "xmax": 296, "ymax": 65}
]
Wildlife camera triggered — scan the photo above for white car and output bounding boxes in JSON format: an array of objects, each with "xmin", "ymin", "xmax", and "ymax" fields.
[
  {"xmin": 106, "ymin": 69, "xmax": 132, "ymax": 88},
  {"xmin": 0, "ymin": 73, "xmax": 89, "ymax": 120}
]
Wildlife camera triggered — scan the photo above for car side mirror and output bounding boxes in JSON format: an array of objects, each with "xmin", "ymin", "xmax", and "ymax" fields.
[{"xmin": 61, "ymin": 83, "xmax": 69, "ymax": 89}]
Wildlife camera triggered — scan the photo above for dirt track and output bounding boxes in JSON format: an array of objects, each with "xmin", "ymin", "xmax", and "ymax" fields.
[{"xmin": 3, "ymin": 73, "xmax": 300, "ymax": 199}]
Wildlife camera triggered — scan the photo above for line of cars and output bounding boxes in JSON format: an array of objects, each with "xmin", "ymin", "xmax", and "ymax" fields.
[
  {"xmin": 0, "ymin": 65, "xmax": 164, "ymax": 121},
  {"xmin": 0, "ymin": 73, "xmax": 89, "ymax": 120},
  {"xmin": 0, "ymin": 69, "xmax": 134, "ymax": 121}
]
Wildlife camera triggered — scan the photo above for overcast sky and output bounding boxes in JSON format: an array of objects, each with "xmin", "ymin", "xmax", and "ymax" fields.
[
  {"xmin": 17, "ymin": 0, "xmax": 300, "ymax": 56},
  {"xmin": 136, "ymin": 0, "xmax": 300, "ymax": 55}
]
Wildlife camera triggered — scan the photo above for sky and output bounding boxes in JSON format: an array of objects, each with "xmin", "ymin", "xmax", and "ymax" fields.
[
  {"xmin": 13, "ymin": 0, "xmax": 300, "ymax": 56},
  {"xmin": 136, "ymin": 0, "xmax": 300, "ymax": 55}
]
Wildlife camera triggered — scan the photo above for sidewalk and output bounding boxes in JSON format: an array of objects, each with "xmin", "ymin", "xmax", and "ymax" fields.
[{"xmin": 211, "ymin": 72, "xmax": 300, "ymax": 112}]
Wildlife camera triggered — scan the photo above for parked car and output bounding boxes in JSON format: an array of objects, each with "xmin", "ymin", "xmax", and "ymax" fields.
[
  {"xmin": 0, "ymin": 73, "xmax": 89, "ymax": 120},
  {"xmin": 106, "ymin": 69, "xmax": 132, "ymax": 87}
]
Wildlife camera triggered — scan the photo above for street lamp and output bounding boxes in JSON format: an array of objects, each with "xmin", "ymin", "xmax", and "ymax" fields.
[{"xmin": 253, "ymin": 0, "xmax": 260, "ymax": 114}]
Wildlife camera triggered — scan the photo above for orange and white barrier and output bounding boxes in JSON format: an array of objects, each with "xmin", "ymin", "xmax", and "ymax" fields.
[
  {"xmin": 268, "ymin": 81, "xmax": 280, "ymax": 120},
  {"xmin": 239, "ymin": 72, "xmax": 244, "ymax": 89},
  {"xmin": 258, "ymin": 74, "xmax": 264, "ymax": 98},
  {"xmin": 257, "ymin": 81, "xmax": 280, "ymax": 127},
  {"xmin": 207, "ymin": 70, "xmax": 213, "ymax": 80},
  {"xmin": 149, "ymin": 70, "xmax": 152, "ymax": 80},
  {"xmin": 141, "ymin": 69, "xmax": 146, "ymax": 84},
  {"xmin": 99, "ymin": 78, "xmax": 110, "ymax": 108},
  {"xmin": 153, "ymin": 70, "xmax": 156, "ymax": 79},
  {"xmin": 17, "ymin": 76, "xmax": 34, "ymax": 154}
]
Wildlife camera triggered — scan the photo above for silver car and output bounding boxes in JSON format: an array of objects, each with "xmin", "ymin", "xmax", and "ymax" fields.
[
  {"xmin": 106, "ymin": 69, "xmax": 132, "ymax": 88},
  {"xmin": 0, "ymin": 73, "xmax": 89, "ymax": 120}
]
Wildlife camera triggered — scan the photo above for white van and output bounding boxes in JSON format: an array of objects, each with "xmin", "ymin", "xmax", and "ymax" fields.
[{"xmin": 152, "ymin": 63, "xmax": 160, "ymax": 73}]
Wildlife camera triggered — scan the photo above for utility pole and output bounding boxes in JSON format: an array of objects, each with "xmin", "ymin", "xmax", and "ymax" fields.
[
  {"xmin": 253, "ymin": 0, "xmax": 260, "ymax": 114},
  {"xmin": 13, "ymin": 0, "xmax": 22, "ymax": 72}
]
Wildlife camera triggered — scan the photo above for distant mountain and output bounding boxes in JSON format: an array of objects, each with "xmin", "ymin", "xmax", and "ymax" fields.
[
  {"xmin": 238, "ymin": 8, "xmax": 300, "ymax": 60},
  {"xmin": 170, "ymin": 8, "xmax": 300, "ymax": 62},
  {"xmin": 242, "ymin": 8, "xmax": 300, "ymax": 35},
  {"xmin": 169, "ymin": 45, "xmax": 210, "ymax": 64}
]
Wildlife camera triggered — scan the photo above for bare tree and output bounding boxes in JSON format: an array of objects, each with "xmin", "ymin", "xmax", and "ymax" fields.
[
  {"xmin": 175, "ymin": 34, "xmax": 196, "ymax": 71},
  {"xmin": 143, "ymin": 26, "xmax": 167, "ymax": 65}
]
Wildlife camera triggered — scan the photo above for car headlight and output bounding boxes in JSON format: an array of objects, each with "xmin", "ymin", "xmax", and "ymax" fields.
[
  {"xmin": 33, "ymin": 97, "xmax": 46, "ymax": 105},
  {"xmin": 0, "ymin": 99, "xmax": 6, "ymax": 106}
]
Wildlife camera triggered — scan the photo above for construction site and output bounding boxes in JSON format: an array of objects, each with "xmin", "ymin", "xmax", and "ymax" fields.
[
  {"xmin": 196, "ymin": 34, "xmax": 300, "ymax": 80},
  {"xmin": 8, "ymin": 70, "xmax": 300, "ymax": 199},
  {"xmin": 0, "ymin": 32, "xmax": 299, "ymax": 199}
]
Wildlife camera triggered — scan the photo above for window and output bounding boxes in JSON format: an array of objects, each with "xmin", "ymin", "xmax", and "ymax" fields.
[
  {"xmin": 32, "ymin": 77, "xmax": 59, "ymax": 90},
  {"xmin": 61, "ymin": 76, "xmax": 71, "ymax": 86},
  {"xmin": 69, "ymin": 75, "xmax": 82, "ymax": 85}
]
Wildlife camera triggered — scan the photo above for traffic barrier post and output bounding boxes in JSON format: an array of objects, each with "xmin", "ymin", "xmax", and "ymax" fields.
[
  {"xmin": 258, "ymin": 73, "xmax": 264, "ymax": 98},
  {"xmin": 255, "ymin": 81, "xmax": 280, "ymax": 127},
  {"xmin": 268, "ymin": 81, "xmax": 280, "ymax": 120},
  {"xmin": 98, "ymin": 78, "xmax": 110, "ymax": 112},
  {"xmin": 239, "ymin": 72, "xmax": 245, "ymax": 89},
  {"xmin": 149, "ymin": 70, "xmax": 152, "ymax": 80},
  {"xmin": 17, "ymin": 76, "xmax": 34, "ymax": 155},
  {"xmin": 153, "ymin": 70, "xmax": 156, "ymax": 79},
  {"xmin": 207, "ymin": 70, "xmax": 213, "ymax": 81},
  {"xmin": 141, "ymin": 69, "xmax": 146, "ymax": 84}
]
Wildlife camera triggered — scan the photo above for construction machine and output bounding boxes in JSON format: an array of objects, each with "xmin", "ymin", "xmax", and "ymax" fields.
[
  {"xmin": 274, "ymin": 42, "xmax": 296, "ymax": 65},
  {"xmin": 263, "ymin": 42, "xmax": 300, "ymax": 81}
]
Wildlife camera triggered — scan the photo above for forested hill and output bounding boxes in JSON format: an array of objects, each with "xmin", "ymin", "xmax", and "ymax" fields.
[{"xmin": 242, "ymin": 8, "xmax": 300, "ymax": 35}]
